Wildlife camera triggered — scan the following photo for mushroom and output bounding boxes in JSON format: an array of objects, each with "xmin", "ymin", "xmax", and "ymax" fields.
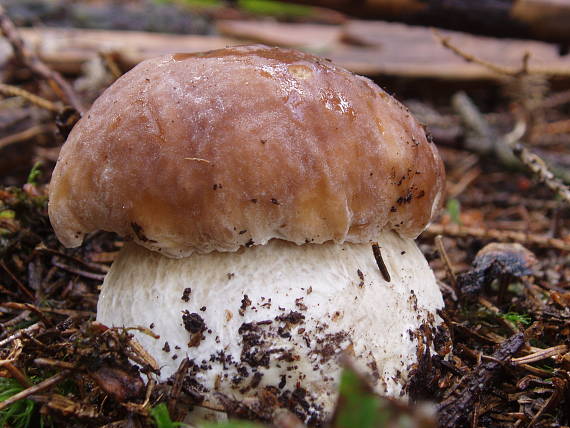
[{"xmin": 49, "ymin": 45, "xmax": 445, "ymax": 423}]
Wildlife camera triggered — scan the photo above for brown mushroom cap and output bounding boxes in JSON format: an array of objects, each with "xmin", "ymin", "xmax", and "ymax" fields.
[{"xmin": 49, "ymin": 45, "xmax": 445, "ymax": 257}]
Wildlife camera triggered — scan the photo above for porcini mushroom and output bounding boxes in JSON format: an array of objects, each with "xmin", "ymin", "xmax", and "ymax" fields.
[{"xmin": 49, "ymin": 45, "xmax": 445, "ymax": 423}]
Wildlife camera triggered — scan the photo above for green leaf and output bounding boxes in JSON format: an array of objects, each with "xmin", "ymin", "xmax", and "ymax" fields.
[
  {"xmin": 26, "ymin": 162, "xmax": 43, "ymax": 185},
  {"xmin": 150, "ymin": 403, "xmax": 186, "ymax": 428},
  {"xmin": 334, "ymin": 369, "xmax": 389, "ymax": 428},
  {"xmin": 0, "ymin": 209, "xmax": 15, "ymax": 219}
]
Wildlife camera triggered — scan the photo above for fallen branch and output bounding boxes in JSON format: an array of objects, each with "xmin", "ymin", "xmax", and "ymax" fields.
[
  {"xmin": 425, "ymin": 224, "xmax": 570, "ymax": 252},
  {"xmin": 437, "ymin": 333, "xmax": 525, "ymax": 427}
]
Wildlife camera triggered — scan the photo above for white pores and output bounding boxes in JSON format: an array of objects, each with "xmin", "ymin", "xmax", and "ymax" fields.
[{"xmin": 97, "ymin": 230, "xmax": 443, "ymax": 421}]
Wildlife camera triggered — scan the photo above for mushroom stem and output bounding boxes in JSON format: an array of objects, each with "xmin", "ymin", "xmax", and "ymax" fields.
[{"xmin": 97, "ymin": 230, "xmax": 443, "ymax": 422}]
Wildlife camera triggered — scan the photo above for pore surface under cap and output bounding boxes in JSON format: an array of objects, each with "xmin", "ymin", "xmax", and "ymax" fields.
[{"xmin": 49, "ymin": 45, "xmax": 444, "ymax": 257}]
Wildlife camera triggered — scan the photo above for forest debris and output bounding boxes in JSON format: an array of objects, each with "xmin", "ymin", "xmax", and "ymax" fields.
[
  {"xmin": 40, "ymin": 394, "xmax": 100, "ymax": 419},
  {"xmin": 434, "ymin": 30, "xmax": 530, "ymax": 78},
  {"xmin": 503, "ymin": 120, "xmax": 570, "ymax": 204},
  {"xmin": 456, "ymin": 243, "xmax": 536, "ymax": 299},
  {"xmin": 340, "ymin": 20, "xmax": 570, "ymax": 78},
  {"xmin": 452, "ymin": 91, "xmax": 517, "ymax": 166},
  {"xmin": 0, "ymin": 6, "xmax": 84, "ymax": 113},
  {"xmin": 527, "ymin": 377, "xmax": 567, "ymax": 427},
  {"xmin": 51, "ymin": 259, "xmax": 106, "ymax": 281},
  {"xmin": 4, "ymin": 22, "xmax": 570, "ymax": 81},
  {"xmin": 435, "ymin": 235, "xmax": 457, "ymax": 290},
  {"xmin": 0, "ymin": 124, "xmax": 54, "ymax": 151},
  {"xmin": 436, "ymin": 333, "xmax": 525, "ymax": 427},
  {"xmin": 0, "ymin": 83, "xmax": 60, "ymax": 113},
  {"xmin": 425, "ymin": 223, "xmax": 570, "ymax": 252},
  {"xmin": 511, "ymin": 344, "xmax": 568, "ymax": 365},
  {"xmin": 0, "ymin": 322, "xmax": 42, "ymax": 347},
  {"xmin": 0, "ymin": 260, "xmax": 35, "ymax": 300},
  {"xmin": 89, "ymin": 366, "xmax": 145, "ymax": 402},
  {"xmin": 441, "ymin": 36, "xmax": 570, "ymax": 196},
  {"xmin": 0, "ymin": 370, "xmax": 71, "ymax": 411}
]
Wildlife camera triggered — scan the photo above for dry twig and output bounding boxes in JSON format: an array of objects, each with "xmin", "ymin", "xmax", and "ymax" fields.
[
  {"xmin": 0, "ymin": 124, "xmax": 54, "ymax": 151},
  {"xmin": 425, "ymin": 223, "xmax": 570, "ymax": 252},
  {"xmin": 0, "ymin": 83, "xmax": 60, "ymax": 112},
  {"xmin": 433, "ymin": 30, "xmax": 530, "ymax": 77},
  {"xmin": 503, "ymin": 121, "xmax": 570, "ymax": 204},
  {"xmin": 437, "ymin": 333, "xmax": 525, "ymax": 427},
  {"xmin": 511, "ymin": 345, "xmax": 568, "ymax": 365},
  {"xmin": 435, "ymin": 235, "xmax": 457, "ymax": 289}
]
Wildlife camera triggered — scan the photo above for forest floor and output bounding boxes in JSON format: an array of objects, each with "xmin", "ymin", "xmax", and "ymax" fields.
[{"xmin": 0, "ymin": 1, "xmax": 569, "ymax": 427}]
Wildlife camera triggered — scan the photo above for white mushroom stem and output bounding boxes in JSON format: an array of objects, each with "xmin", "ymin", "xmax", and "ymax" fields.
[{"xmin": 97, "ymin": 230, "xmax": 443, "ymax": 422}]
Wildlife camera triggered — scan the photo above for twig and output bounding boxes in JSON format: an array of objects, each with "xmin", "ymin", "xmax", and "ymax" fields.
[
  {"xmin": 51, "ymin": 259, "xmax": 106, "ymax": 281},
  {"xmin": 0, "ymin": 83, "xmax": 60, "ymax": 112},
  {"xmin": 371, "ymin": 242, "xmax": 391, "ymax": 282},
  {"xmin": 0, "ymin": 322, "xmax": 42, "ymax": 347},
  {"xmin": 517, "ymin": 364, "xmax": 554, "ymax": 378},
  {"xmin": 425, "ymin": 223, "xmax": 570, "ymax": 252},
  {"xmin": 511, "ymin": 344, "xmax": 568, "ymax": 365},
  {"xmin": 0, "ymin": 6, "xmax": 84, "ymax": 114},
  {"xmin": 452, "ymin": 92, "xmax": 517, "ymax": 166},
  {"xmin": 0, "ymin": 261, "xmax": 35, "ymax": 300},
  {"xmin": 527, "ymin": 378, "xmax": 567, "ymax": 427},
  {"xmin": 168, "ymin": 358, "xmax": 191, "ymax": 420},
  {"xmin": 441, "ymin": 36, "xmax": 570, "ymax": 196},
  {"xmin": 0, "ymin": 124, "xmax": 54, "ymax": 151},
  {"xmin": 0, "ymin": 302, "xmax": 52, "ymax": 327},
  {"xmin": 36, "ymin": 244, "xmax": 109, "ymax": 273},
  {"xmin": 0, "ymin": 370, "xmax": 70, "ymax": 411},
  {"xmin": 126, "ymin": 337, "xmax": 159, "ymax": 372},
  {"xmin": 435, "ymin": 235, "xmax": 457, "ymax": 289},
  {"xmin": 433, "ymin": 30, "xmax": 530, "ymax": 78},
  {"xmin": 503, "ymin": 121, "xmax": 570, "ymax": 204},
  {"xmin": 477, "ymin": 297, "xmax": 519, "ymax": 335},
  {"xmin": 33, "ymin": 358, "xmax": 76, "ymax": 370},
  {"xmin": 437, "ymin": 333, "xmax": 525, "ymax": 427},
  {"xmin": 3, "ymin": 362, "xmax": 32, "ymax": 388}
]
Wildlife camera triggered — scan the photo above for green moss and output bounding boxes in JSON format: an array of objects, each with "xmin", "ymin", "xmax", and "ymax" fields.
[
  {"xmin": 446, "ymin": 198, "xmax": 461, "ymax": 225},
  {"xmin": 500, "ymin": 312, "xmax": 531, "ymax": 326},
  {"xmin": 26, "ymin": 162, "xmax": 42, "ymax": 185},
  {"xmin": 0, "ymin": 377, "xmax": 36, "ymax": 428}
]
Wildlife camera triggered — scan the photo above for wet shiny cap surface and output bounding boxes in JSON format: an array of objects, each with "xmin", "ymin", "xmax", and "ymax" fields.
[{"xmin": 49, "ymin": 45, "xmax": 445, "ymax": 257}]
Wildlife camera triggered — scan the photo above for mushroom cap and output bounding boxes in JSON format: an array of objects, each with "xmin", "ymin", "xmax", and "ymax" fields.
[{"xmin": 49, "ymin": 45, "xmax": 445, "ymax": 257}]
